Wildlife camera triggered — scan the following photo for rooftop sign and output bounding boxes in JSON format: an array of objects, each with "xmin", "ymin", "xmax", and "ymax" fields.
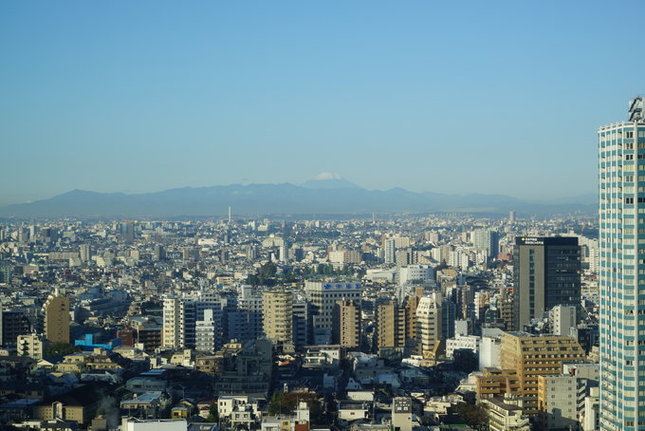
[{"xmin": 629, "ymin": 96, "xmax": 643, "ymax": 122}]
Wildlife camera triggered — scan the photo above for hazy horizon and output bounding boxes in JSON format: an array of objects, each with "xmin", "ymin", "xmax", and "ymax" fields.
[
  {"xmin": 1, "ymin": 1, "xmax": 641, "ymax": 207},
  {"xmin": 0, "ymin": 174, "xmax": 598, "ymax": 208}
]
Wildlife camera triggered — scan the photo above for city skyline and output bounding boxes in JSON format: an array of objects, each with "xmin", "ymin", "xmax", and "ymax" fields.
[
  {"xmin": 0, "ymin": 1, "xmax": 632, "ymax": 428},
  {"xmin": 2, "ymin": 1, "xmax": 645, "ymax": 206}
]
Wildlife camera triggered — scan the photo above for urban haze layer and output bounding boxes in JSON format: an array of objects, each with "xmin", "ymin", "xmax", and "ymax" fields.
[{"xmin": 0, "ymin": 97, "xmax": 643, "ymax": 431}]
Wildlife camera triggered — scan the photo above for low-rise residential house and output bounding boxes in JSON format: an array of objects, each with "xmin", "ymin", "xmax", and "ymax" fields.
[
  {"xmin": 337, "ymin": 401, "xmax": 369, "ymax": 422},
  {"xmin": 33, "ymin": 384, "xmax": 113, "ymax": 426},
  {"xmin": 120, "ymin": 392, "xmax": 171, "ymax": 419},
  {"xmin": 481, "ymin": 396, "xmax": 530, "ymax": 431}
]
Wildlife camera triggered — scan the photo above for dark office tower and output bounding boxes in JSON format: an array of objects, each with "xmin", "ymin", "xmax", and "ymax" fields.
[
  {"xmin": 513, "ymin": 237, "xmax": 581, "ymax": 330},
  {"xmin": 118, "ymin": 221, "xmax": 135, "ymax": 243},
  {"xmin": 153, "ymin": 245, "xmax": 166, "ymax": 261},
  {"xmin": 1, "ymin": 308, "xmax": 31, "ymax": 347},
  {"xmin": 441, "ymin": 299, "xmax": 457, "ymax": 339},
  {"xmin": 292, "ymin": 300, "xmax": 310, "ymax": 351},
  {"xmin": 456, "ymin": 285, "xmax": 475, "ymax": 320}
]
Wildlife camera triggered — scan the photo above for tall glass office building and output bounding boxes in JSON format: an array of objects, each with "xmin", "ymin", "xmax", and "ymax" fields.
[{"xmin": 599, "ymin": 96, "xmax": 645, "ymax": 430}]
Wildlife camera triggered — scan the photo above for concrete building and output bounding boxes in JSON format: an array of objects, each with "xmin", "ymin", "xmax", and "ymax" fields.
[
  {"xmin": 472, "ymin": 228, "xmax": 500, "ymax": 259},
  {"xmin": 332, "ymin": 299, "xmax": 360, "ymax": 349},
  {"xmin": 376, "ymin": 299, "xmax": 406, "ymax": 353},
  {"xmin": 445, "ymin": 334, "xmax": 480, "ymax": 359},
  {"xmin": 562, "ymin": 361, "xmax": 600, "ymax": 383},
  {"xmin": 304, "ymin": 281, "xmax": 361, "ymax": 345},
  {"xmin": 537, "ymin": 374, "xmax": 579, "ymax": 430},
  {"xmin": 416, "ymin": 292, "xmax": 442, "ymax": 359},
  {"xmin": 195, "ymin": 309, "xmax": 217, "ymax": 353},
  {"xmin": 230, "ymin": 285, "xmax": 264, "ymax": 343},
  {"xmin": 582, "ymin": 387, "xmax": 600, "ymax": 431},
  {"xmin": 500, "ymin": 332, "xmax": 586, "ymax": 415},
  {"xmin": 162, "ymin": 295, "xmax": 222, "ymax": 350},
  {"xmin": 17, "ymin": 333, "xmax": 45, "ymax": 359},
  {"xmin": 328, "ymin": 249, "xmax": 362, "ymax": 265},
  {"xmin": 43, "ymin": 289, "xmax": 70, "ymax": 344},
  {"xmin": 384, "ymin": 238, "xmax": 396, "ymax": 264},
  {"xmin": 217, "ymin": 395, "xmax": 260, "ymax": 420},
  {"xmin": 480, "ymin": 396, "xmax": 530, "ymax": 431},
  {"xmin": 121, "ymin": 419, "xmax": 187, "ymax": 431},
  {"xmin": 598, "ymin": 95, "xmax": 645, "ymax": 430},
  {"xmin": 292, "ymin": 299, "xmax": 310, "ymax": 351},
  {"xmin": 162, "ymin": 297, "xmax": 184, "ymax": 349},
  {"xmin": 79, "ymin": 244, "xmax": 91, "ymax": 262},
  {"xmin": 118, "ymin": 221, "xmax": 135, "ymax": 243},
  {"xmin": 1, "ymin": 307, "xmax": 31, "ymax": 347},
  {"xmin": 549, "ymin": 304, "xmax": 577, "ymax": 336},
  {"xmin": 391, "ymin": 397, "xmax": 414, "ymax": 431},
  {"xmin": 479, "ymin": 336, "xmax": 502, "ymax": 370},
  {"xmin": 372, "ymin": 294, "xmax": 419, "ymax": 358},
  {"xmin": 513, "ymin": 237, "xmax": 581, "ymax": 330},
  {"xmin": 399, "ymin": 265, "xmax": 434, "ymax": 287},
  {"xmin": 34, "ymin": 384, "xmax": 106, "ymax": 425},
  {"xmin": 262, "ymin": 289, "xmax": 293, "ymax": 349},
  {"xmin": 476, "ymin": 368, "xmax": 521, "ymax": 399}
]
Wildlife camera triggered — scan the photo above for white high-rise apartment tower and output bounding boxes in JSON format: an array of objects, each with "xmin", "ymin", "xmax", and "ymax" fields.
[{"xmin": 599, "ymin": 96, "xmax": 645, "ymax": 430}]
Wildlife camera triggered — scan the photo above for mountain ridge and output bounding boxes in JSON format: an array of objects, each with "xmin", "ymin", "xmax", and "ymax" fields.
[{"xmin": 0, "ymin": 183, "xmax": 597, "ymax": 218}]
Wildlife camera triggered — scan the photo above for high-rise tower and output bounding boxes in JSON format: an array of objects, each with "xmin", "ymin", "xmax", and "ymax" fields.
[
  {"xmin": 332, "ymin": 299, "xmax": 361, "ymax": 348},
  {"xmin": 43, "ymin": 288, "xmax": 70, "ymax": 344},
  {"xmin": 262, "ymin": 289, "xmax": 293, "ymax": 349},
  {"xmin": 513, "ymin": 236, "xmax": 581, "ymax": 330},
  {"xmin": 416, "ymin": 292, "xmax": 442, "ymax": 359},
  {"xmin": 304, "ymin": 281, "xmax": 362, "ymax": 344},
  {"xmin": 599, "ymin": 95, "xmax": 645, "ymax": 430}
]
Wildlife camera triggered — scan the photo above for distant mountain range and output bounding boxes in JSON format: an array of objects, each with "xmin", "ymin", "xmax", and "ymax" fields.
[{"xmin": 0, "ymin": 179, "xmax": 597, "ymax": 219}]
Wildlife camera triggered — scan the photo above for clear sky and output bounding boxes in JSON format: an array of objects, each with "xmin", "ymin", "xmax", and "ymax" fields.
[{"xmin": 1, "ymin": 1, "xmax": 643, "ymax": 206}]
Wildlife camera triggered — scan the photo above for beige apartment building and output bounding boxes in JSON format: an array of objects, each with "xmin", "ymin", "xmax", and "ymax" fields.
[
  {"xmin": 500, "ymin": 331, "xmax": 585, "ymax": 415},
  {"xmin": 43, "ymin": 289, "xmax": 70, "ymax": 344},
  {"xmin": 262, "ymin": 289, "xmax": 293, "ymax": 348},
  {"xmin": 333, "ymin": 299, "xmax": 360, "ymax": 348}
]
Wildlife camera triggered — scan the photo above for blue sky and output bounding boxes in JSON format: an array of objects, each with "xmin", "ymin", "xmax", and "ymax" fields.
[{"xmin": 1, "ymin": 1, "xmax": 643, "ymax": 206}]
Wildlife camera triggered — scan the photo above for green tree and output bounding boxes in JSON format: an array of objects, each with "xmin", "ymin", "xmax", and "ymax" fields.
[
  {"xmin": 268, "ymin": 392, "xmax": 287, "ymax": 415},
  {"xmin": 454, "ymin": 403, "xmax": 488, "ymax": 431},
  {"xmin": 268, "ymin": 392, "xmax": 322, "ymax": 422},
  {"xmin": 260, "ymin": 261, "xmax": 277, "ymax": 278},
  {"xmin": 44, "ymin": 342, "xmax": 80, "ymax": 357},
  {"xmin": 248, "ymin": 261, "xmax": 279, "ymax": 286},
  {"xmin": 206, "ymin": 403, "xmax": 219, "ymax": 422}
]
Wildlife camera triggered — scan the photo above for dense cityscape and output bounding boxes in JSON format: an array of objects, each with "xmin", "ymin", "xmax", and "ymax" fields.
[
  {"xmin": 0, "ymin": 202, "xmax": 601, "ymax": 431},
  {"xmin": 2, "ymin": 2, "xmax": 645, "ymax": 431},
  {"xmin": 2, "ymin": 95, "xmax": 644, "ymax": 430}
]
